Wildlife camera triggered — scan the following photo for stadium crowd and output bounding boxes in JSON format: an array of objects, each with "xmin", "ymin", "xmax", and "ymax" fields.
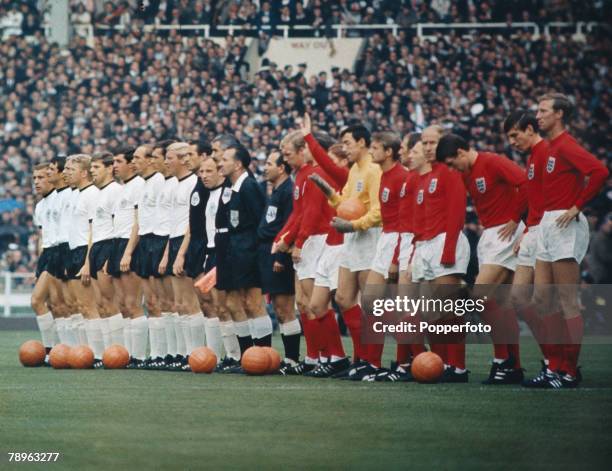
[{"xmin": 0, "ymin": 2, "xmax": 610, "ymax": 280}]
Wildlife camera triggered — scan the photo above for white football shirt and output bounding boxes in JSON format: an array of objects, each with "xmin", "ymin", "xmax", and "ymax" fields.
[
  {"xmin": 154, "ymin": 176, "xmax": 177, "ymax": 237},
  {"xmin": 138, "ymin": 172, "xmax": 166, "ymax": 236},
  {"xmin": 93, "ymin": 180, "xmax": 122, "ymax": 243},
  {"xmin": 69, "ymin": 184, "xmax": 99, "ymax": 249},
  {"xmin": 205, "ymin": 187, "xmax": 222, "ymax": 249},
  {"xmin": 113, "ymin": 175, "xmax": 145, "ymax": 239},
  {"xmin": 55, "ymin": 187, "xmax": 74, "ymax": 245},
  {"xmin": 170, "ymin": 173, "xmax": 197, "ymax": 238}
]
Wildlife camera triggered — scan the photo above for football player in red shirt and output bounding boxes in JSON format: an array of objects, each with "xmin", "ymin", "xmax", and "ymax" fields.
[
  {"xmin": 533, "ymin": 93, "xmax": 609, "ymax": 388},
  {"xmin": 437, "ymin": 133, "xmax": 528, "ymax": 385}
]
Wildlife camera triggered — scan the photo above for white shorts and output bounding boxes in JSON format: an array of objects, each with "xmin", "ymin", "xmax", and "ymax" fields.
[
  {"xmin": 517, "ymin": 226, "xmax": 539, "ymax": 268},
  {"xmin": 477, "ymin": 221, "xmax": 525, "ymax": 272},
  {"xmin": 411, "ymin": 232, "xmax": 470, "ymax": 282},
  {"xmin": 370, "ymin": 231, "xmax": 399, "ymax": 279},
  {"xmin": 339, "ymin": 227, "xmax": 382, "ymax": 272},
  {"xmin": 536, "ymin": 210, "xmax": 589, "ymax": 263},
  {"xmin": 314, "ymin": 243, "xmax": 343, "ymax": 291},
  {"xmin": 398, "ymin": 232, "xmax": 415, "ymax": 272},
  {"xmin": 294, "ymin": 234, "xmax": 327, "ymax": 280}
]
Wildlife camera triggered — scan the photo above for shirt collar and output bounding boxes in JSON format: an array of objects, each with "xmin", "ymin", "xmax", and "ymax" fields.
[{"xmin": 232, "ymin": 171, "xmax": 248, "ymax": 191}]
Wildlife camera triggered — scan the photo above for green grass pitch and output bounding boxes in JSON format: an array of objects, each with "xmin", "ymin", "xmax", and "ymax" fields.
[{"xmin": 2, "ymin": 331, "xmax": 611, "ymax": 470}]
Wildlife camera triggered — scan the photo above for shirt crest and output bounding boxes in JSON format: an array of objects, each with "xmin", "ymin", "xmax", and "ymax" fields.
[
  {"xmin": 381, "ymin": 188, "xmax": 390, "ymax": 203},
  {"xmin": 230, "ymin": 209, "xmax": 239, "ymax": 228},
  {"xmin": 428, "ymin": 178, "xmax": 438, "ymax": 194},
  {"xmin": 190, "ymin": 192, "xmax": 200, "ymax": 206},
  {"xmin": 528, "ymin": 163, "xmax": 535, "ymax": 180},
  {"xmin": 546, "ymin": 156, "xmax": 556, "ymax": 173},
  {"xmin": 265, "ymin": 205, "xmax": 277, "ymax": 223},
  {"xmin": 356, "ymin": 180, "xmax": 364, "ymax": 193},
  {"xmin": 416, "ymin": 189, "xmax": 424, "ymax": 205},
  {"xmin": 475, "ymin": 177, "xmax": 486, "ymax": 193}
]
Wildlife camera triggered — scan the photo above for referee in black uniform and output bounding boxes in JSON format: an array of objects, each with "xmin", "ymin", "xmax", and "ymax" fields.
[{"xmin": 257, "ymin": 151, "xmax": 302, "ymax": 368}]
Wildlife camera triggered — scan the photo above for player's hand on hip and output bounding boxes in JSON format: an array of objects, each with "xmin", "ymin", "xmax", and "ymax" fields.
[
  {"xmin": 308, "ymin": 173, "xmax": 333, "ymax": 197},
  {"xmin": 120, "ymin": 253, "xmax": 131, "ymax": 273},
  {"xmin": 556, "ymin": 206, "xmax": 579, "ymax": 229},
  {"xmin": 512, "ymin": 233, "xmax": 524, "ymax": 255},
  {"xmin": 497, "ymin": 220, "xmax": 518, "ymax": 242},
  {"xmin": 331, "ymin": 217, "xmax": 354, "ymax": 233}
]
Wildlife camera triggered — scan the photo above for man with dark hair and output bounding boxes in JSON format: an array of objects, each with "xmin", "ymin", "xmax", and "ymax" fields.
[
  {"xmin": 257, "ymin": 150, "xmax": 300, "ymax": 369},
  {"xmin": 532, "ymin": 92, "xmax": 609, "ymax": 388},
  {"xmin": 503, "ymin": 110, "xmax": 557, "ymax": 386},
  {"xmin": 437, "ymin": 132, "xmax": 528, "ymax": 385},
  {"xmin": 89, "ymin": 152, "xmax": 123, "ymax": 352},
  {"xmin": 217, "ymin": 143, "xmax": 270, "ymax": 357},
  {"xmin": 310, "ymin": 122, "xmax": 382, "ymax": 379},
  {"xmin": 64, "ymin": 154, "xmax": 104, "ymax": 367},
  {"xmin": 132, "ymin": 144, "xmax": 168, "ymax": 369},
  {"xmin": 31, "ymin": 163, "xmax": 60, "ymax": 364},
  {"xmin": 110, "ymin": 146, "xmax": 147, "ymax": 367}
]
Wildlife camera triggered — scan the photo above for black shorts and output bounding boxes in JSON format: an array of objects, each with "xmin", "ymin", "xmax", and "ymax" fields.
[
  {"xmin": 185, "ymin": 238, "xmax": 206, "ymax": 279},
  {"xmin": 135, "ymin": 234, "xmax": 168, "ymax": 279},
  {"xmin": 166, "ymin": 236, "xmax": 183, "ymax": 276},
  {"xmin": 203, "ymin": 248, "xmax": 216, "ymax": 274},
  {"xmin": 108, "ymin": 238, "xmax": 138, "ymax": 278},
  {"xmin": 36, "ymin": 248, "xmax": 53, "ymax": 278},
  {"xmin": 52, "ymin": 243, "xmax": 70, "ymax": 280},
  {"xmin": 66, "ymin": 246, "xmax": 88, "ymax": 280},
  {"xmin": 89, "ymin": 239, "xmax": 114, "ymax": 279},
  {"xmin": 216, "ymin": 232, "xmax": 261, "ymax": 291},
  {"xmin": 257, "ymin": 242, "xmax": 295, "ymax": 295}
]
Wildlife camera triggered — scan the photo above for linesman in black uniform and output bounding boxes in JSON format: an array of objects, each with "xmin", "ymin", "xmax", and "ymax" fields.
[
  {"xmin": 217, "ymin": 143, "xmax": 272, "ymax": 355},
  {"xmin": 257, "ymin": 151, "xmax": 302, "ymax": 368}
]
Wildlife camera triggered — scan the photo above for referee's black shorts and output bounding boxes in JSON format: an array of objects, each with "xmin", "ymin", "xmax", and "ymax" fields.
[
  {"xmin": 217, "ymin": 232, "xmax": 260, "ymax": 291},
  {"xmin": 185, "ymin": 238, "xmax": 206, "ymax": 279},
  {"xmin": 257, "ymin": 242, "xmax": 295, "ymax": 295}
]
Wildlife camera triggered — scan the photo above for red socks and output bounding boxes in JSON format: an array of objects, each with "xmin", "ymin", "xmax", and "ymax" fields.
[
  {"xmin": 342, "ymin": 305, "xmax": 363, "ymax": 362},
  {"xmin": 447, "ymin": 344, "xmax": 466, "ymax": 370},
  {"xmin": 561, "ymin": 315, "xmax": 584, "ymax": 376},
  {"xmin": 318, "ymin": 310, "xmax": 346, "ymax": 358},
  {"xmin": 300, "ymin": 312, "xmax": 320, "ymax": 360}
]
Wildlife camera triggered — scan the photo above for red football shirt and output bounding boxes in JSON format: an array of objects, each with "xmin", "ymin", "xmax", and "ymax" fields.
[
  {"xmin": 542, "ymin": 131, "xmax": 609, "ymax": 211},
  {"xmin": 397, "ymin": 170, "xmax": 417, "ymax": 233},
  {"xmin": 463, "ymin": 152, "xmax": 528, "ymax": 228},
  {"xmin": 413, "ymin": 163, "xmax": 466, "ymax": 265},
  {"xmin": 525, "ymin": 139, "xmax": 548, "ymax": 227},
  {"xmin": 379, "ymin": 162, "xmax": 409, "ymax": 232}
]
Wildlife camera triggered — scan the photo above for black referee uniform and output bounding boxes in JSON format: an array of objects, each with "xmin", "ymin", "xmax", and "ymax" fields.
[
  {"xmin": 185, "ymin": 178, "xmax": 208, "ymax": 279},
  {"xmin": 257, "ymin": 177, "xmax": 295, "ymax": 295},
  {"xmin": 215, "ymin": 172, "xmax": 265, "ymax": 290}
]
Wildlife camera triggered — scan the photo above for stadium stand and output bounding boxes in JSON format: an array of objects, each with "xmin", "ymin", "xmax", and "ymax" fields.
[{"xmin": 0, "ymin": 0, "xmax": 609, "ymax": 281}]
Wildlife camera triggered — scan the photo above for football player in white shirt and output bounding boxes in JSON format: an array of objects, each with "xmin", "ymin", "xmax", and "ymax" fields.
[
  {"xmin": 111, "ymin": 148, "xmax": 148, "ymax": 368},
  {"xmin": 63, "ymin": 155, "xmax": 104, "ymax": 367},
  {"xmin": 132, "ymin": 144, "xmax": 168, "ymax": 369},
  {"xmin": 162, "ymin": 142, "xmax": 201, "ymax": 371},
  {"xmin": 90, "ymin": 152, "xmax": 124, "ymax": 351},
  {"xmin": 150, "ymin": 140, "xmax": 178, "ymax": 369},
  {"xmin": 47, "ymin": 156, "xmax": 79, "ymax": 346},
  {"xmin": 31, "ymin": 163, "xmax": 60, "ymax": 362}
]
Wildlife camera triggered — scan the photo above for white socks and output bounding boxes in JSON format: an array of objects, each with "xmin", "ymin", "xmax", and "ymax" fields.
[
  {"xmin": 85, "ymin": 319, "xmax": 104, "ymax": 359},
  {"xmin": 251, "ymin": 315, "xmax": 273, "ymax": 340},
  {"xmin": 35, "ymin": 312, "xmax": 57, "ymax": 348},
  {"xmin": 175, "ymin": 315, "xmax": 187, "ymax": 357},
  {"xmin": 279, "ymin": 318, "xmax": 301, "ymax": 336},
  {"xmin": 148, "ymin": 317, "xmax": 167, "ymax": 359},
  {"xmin": 189, "ymin": 313, "xmax": 206, "ymax": 350},
  {"xmin": 108, "ymin": 313, "xmax": 125, "ymax": 347},
  {"xmin": 163, "ymin": 312, "xmax": 178, "ymax": 356},
  {"xmin": 130, "ymin": 316, "xmax": 149, "ymax": 360},
  {"xmin": 234, "ymin": 320, "xmax": 250, "ymax": 338},
  {"xmin": 55, "ymin": 318, "xmax": 68, "ymax": 344},
  {"xmin": 219, "ymin": 320, "xmax": 241, "ymax": 361},
  {"xmin": 100, "ymin": 318, "xmax": 111, "ymax": 349},
  {"xmin": 124, "ymin": 318, "xmax": 133, "ymax": 355},
  {"xmin": 205, "ymin": 317, "xmax": 222, "ymax": 359}
]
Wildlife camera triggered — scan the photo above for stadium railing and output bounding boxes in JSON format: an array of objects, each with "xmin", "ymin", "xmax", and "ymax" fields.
[
  {"xmin": 91, "ymin": 21, "xmax": 600, "ymax": 40},
  {"xmin": 1, "ymin": 272, "xmax": 35, "ymax": 318}
]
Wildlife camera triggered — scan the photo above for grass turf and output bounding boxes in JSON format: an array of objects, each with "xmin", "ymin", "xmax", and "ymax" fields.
[{"xmin": 1, "ymin": 331, "xmax": 611, "ymax": 470}]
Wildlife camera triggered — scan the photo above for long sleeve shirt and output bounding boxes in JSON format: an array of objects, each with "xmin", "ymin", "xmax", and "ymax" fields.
[
  {"xmin": 398, "ymin": 170, "xmax": 418, "ymax": 233},
  {"xmin": 379, "ymin": 162, "xmax": 409, "ymax": 232},
  {"xmin": 329, "ymin": 154, "xmax": 382, "ymax": 231},
  {"xmin": 543, "ymin": 131, "xmax": 609, "ymax": 211},
  {"xmin": 463, "ymin": 152, "xmax": 528, "ymax": 228},
  {"xmin": 525, "ymin": 139, "xmax": 548, "ymax": 228}
]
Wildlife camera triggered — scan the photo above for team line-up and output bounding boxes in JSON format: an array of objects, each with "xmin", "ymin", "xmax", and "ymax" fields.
[{"xmin": 29, "ymin": 92, "xmax": 608, "ymax": 388}]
